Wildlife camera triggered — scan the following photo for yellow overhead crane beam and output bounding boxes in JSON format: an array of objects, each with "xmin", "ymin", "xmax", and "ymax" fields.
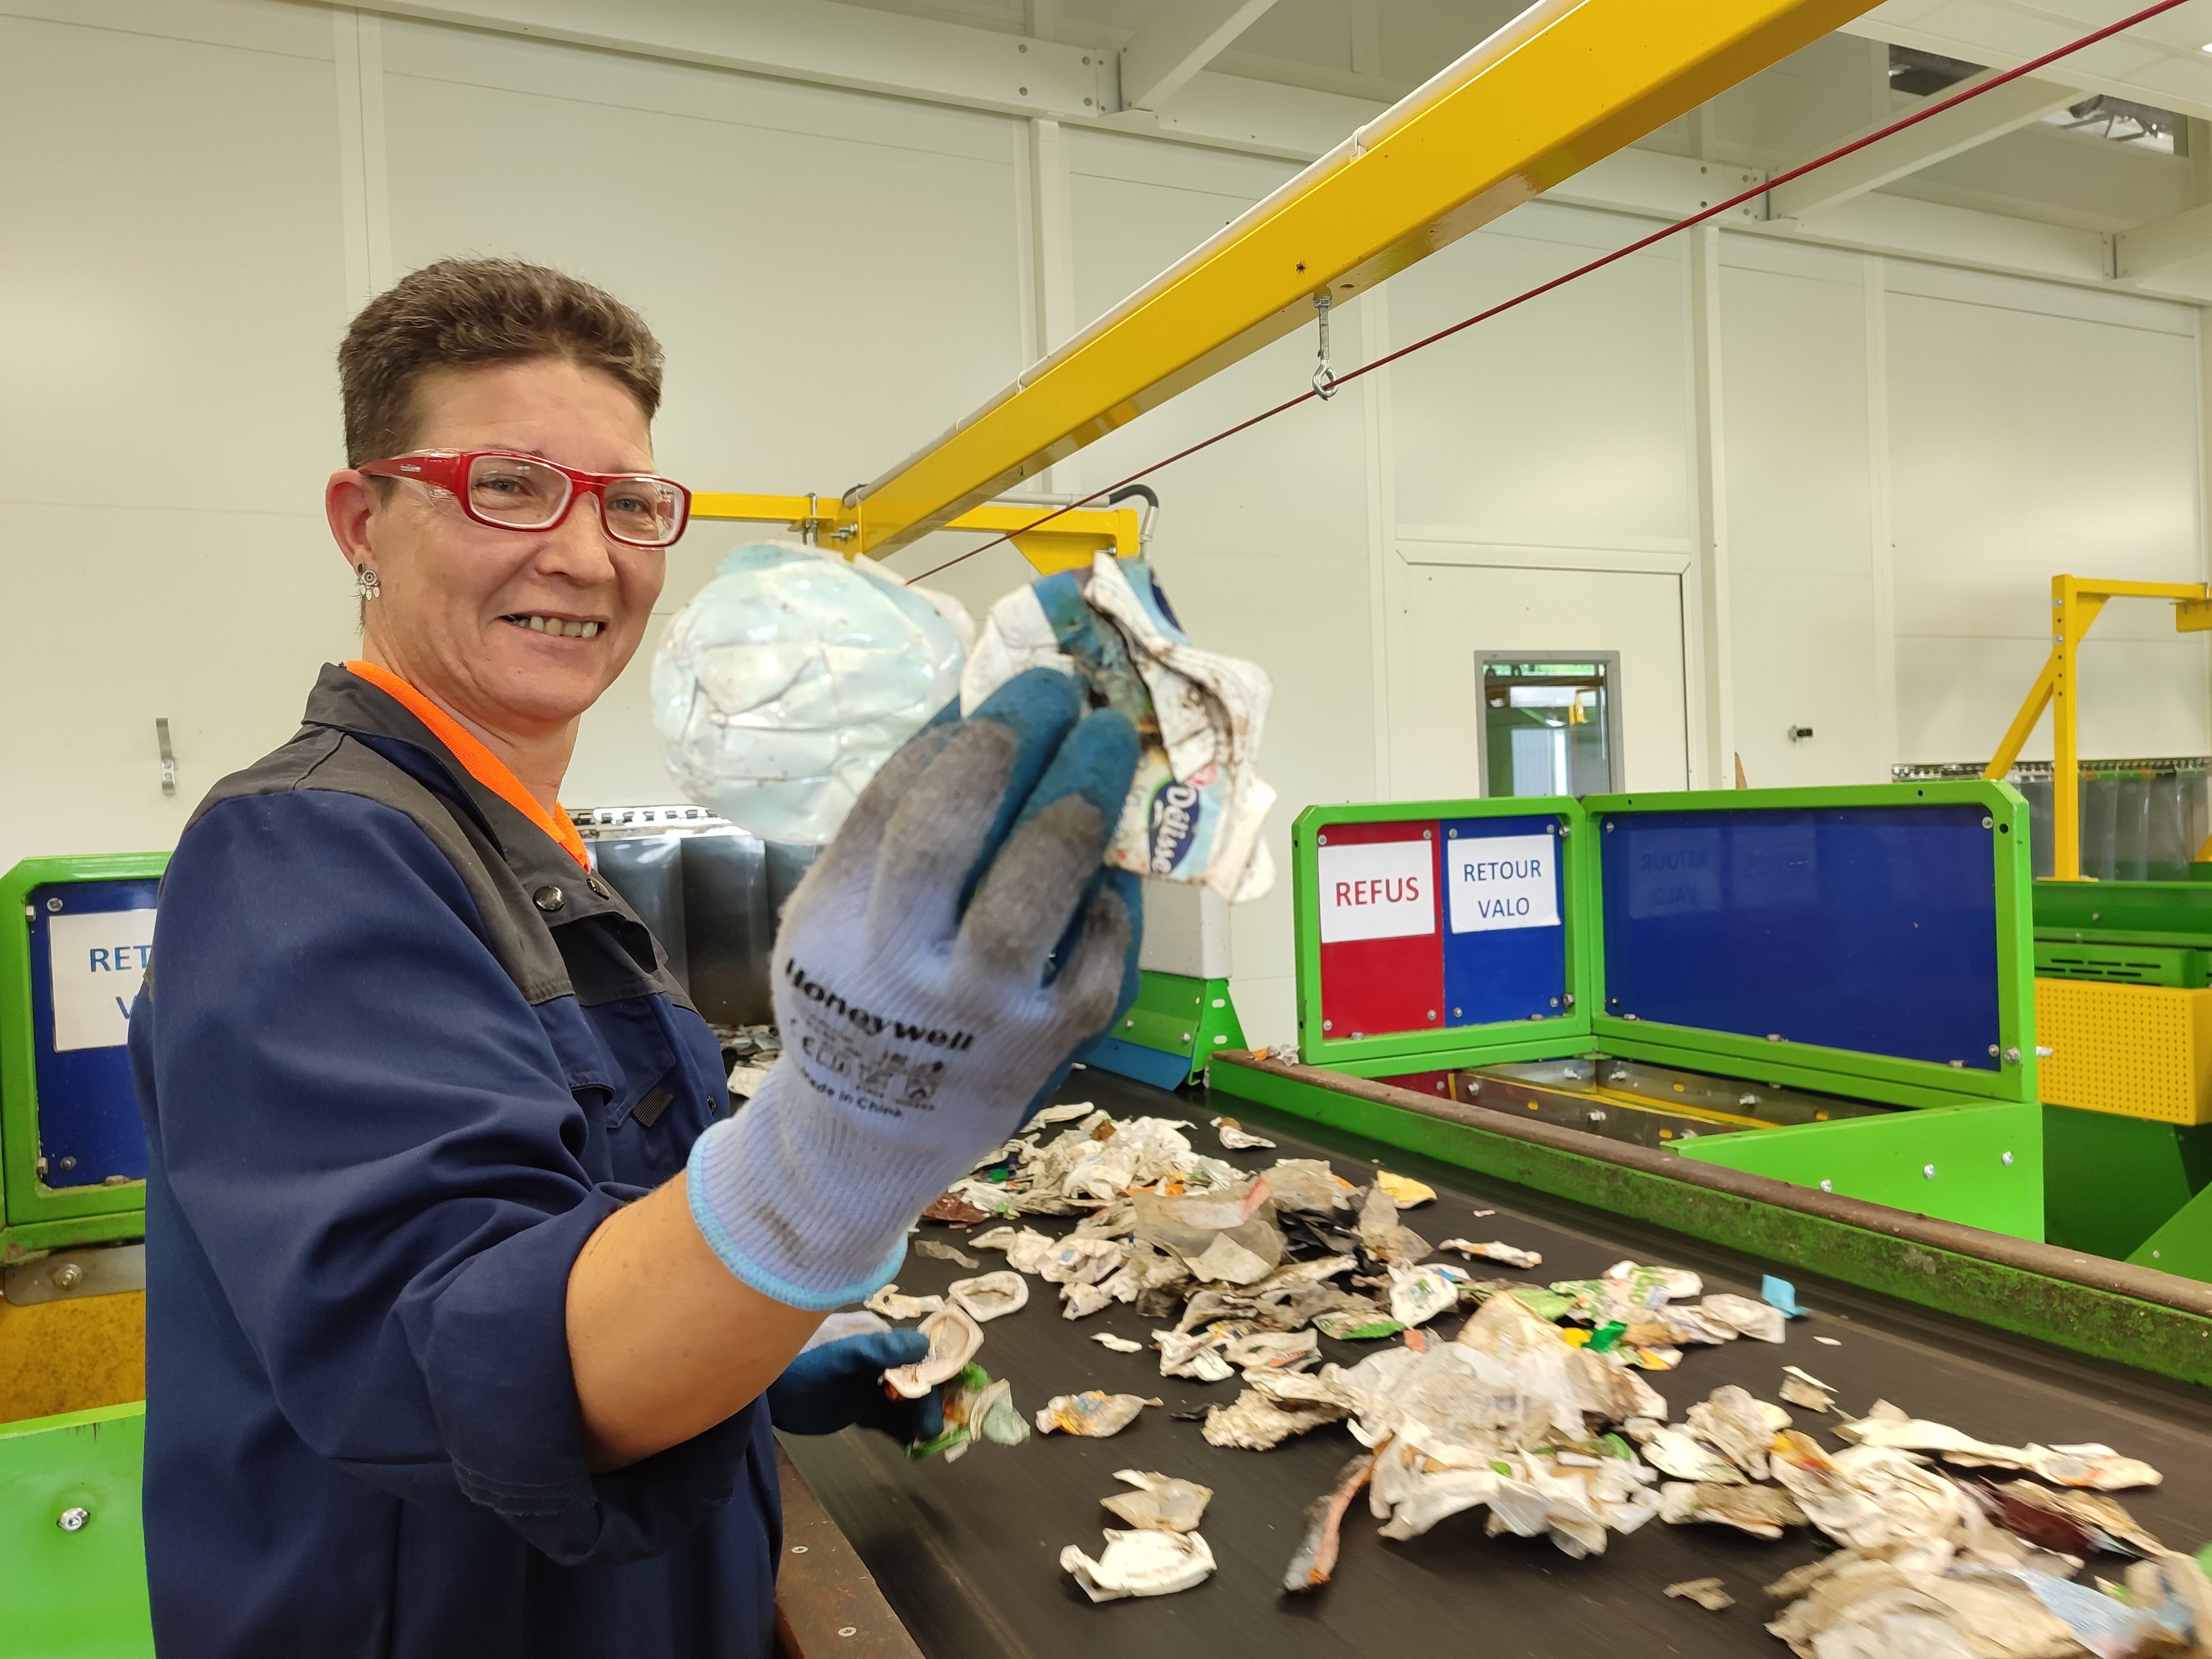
[
  {"xmin": 837, "ymin": 0, "xmax": 1885, "ymax": 559},
  {"xmin": 688, "ymin": 492, "xmax": 1135, "ymax": 576},
  {"xmin": 1983, "ymin": 573, "xmax": 2212, "ymax": 881}
]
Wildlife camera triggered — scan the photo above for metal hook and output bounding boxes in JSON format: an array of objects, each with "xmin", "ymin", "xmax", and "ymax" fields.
[{"xmin": 1311, "ymin": 293, "xmax": 1337, "ymax": 399}]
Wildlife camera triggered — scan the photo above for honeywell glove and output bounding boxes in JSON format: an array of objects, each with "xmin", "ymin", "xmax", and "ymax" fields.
[{"xmin": 686, "ymin": 666, "xmax": 1142, "ymax": 1310}]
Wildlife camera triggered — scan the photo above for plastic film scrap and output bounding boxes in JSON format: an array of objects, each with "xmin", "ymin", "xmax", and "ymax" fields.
[
  {"xmin": 1035, "ymin": 1391, "xmax": 1161, "ymax": 1438},
  {"xmin": 1060, "ymin": 1528, "xmax": 1217, "ymax": 1604},
  {"xmin": 1100, "ymin": 1470, "xmax": 1213, "ymax": 1533}
]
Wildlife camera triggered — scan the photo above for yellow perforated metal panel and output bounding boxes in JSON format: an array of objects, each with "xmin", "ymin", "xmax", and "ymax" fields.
[
  {"xmin": 0, "ymin": 1292, "xmax": 143, "ymax": 1427},
  {"xmin": 2035, "ymin": 978, "xmax": 2212, "ymax": 1125}
]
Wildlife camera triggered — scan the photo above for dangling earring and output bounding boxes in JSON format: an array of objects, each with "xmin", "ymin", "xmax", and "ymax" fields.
[{"xmin": 354, "ymin": 565, "xmax": 381, "ymax": 601}]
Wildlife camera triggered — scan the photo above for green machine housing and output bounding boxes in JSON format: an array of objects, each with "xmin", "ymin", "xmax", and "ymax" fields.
[
  {"xmin": 0, "ymin": 854, "xmax": 164, "ymax": 1653},
  {"xmin": 2033, "ymin": 875, "xmax": 2212, "ymax": 1280},
  {"xmin": 1230, "ymin": 784, "xmax": 2045, "ymax": 1243}
]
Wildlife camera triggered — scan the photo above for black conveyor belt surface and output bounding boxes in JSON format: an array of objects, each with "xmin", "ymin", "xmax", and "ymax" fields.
[{"xmin": 781, "ymin": 1072, "xmax": 2212, "ymax": 1658}]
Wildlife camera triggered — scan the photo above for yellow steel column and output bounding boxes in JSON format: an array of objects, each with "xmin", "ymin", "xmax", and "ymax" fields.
[
  {"xmin": 2049, "ymin": 575, "xmax": 2107, "ymax": 883},
  {"xmin": 850, "ymin": 0, "xmax": 1883, "ymax": 556}
]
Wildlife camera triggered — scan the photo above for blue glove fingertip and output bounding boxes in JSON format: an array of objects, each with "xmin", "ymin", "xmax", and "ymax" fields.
[{"xmin": 1015, "ymin": 707, "xmax": 1141, "ymax": 841}]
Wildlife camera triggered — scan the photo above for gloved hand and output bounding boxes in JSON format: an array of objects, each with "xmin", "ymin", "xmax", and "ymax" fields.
[
  {"xmin": 687, "ymin": 666, "xmax": 1142, "ymax": 1308},
  {"xmin": 767, "ymin": 1328, "xmax": 944, "ymax": 1443}
]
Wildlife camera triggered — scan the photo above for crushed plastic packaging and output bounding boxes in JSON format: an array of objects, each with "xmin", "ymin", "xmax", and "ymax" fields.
[
  {"xmin": 1311, "ymin": 1309, "xmax": 1406, "ymax": 1342},
  {"xmin": 1035, "ymin": 1235, "xmax": 1128, "ymax": 1286},
  {"xmin": 726, "ymin": 1061, "xmax": 776, "ymax": 1101},
  {"xmin": 1133, "ymin": 1176, "xmax": 1284, "ymax": 1285},
  {"xmin": 1061, "ymin": 1527, "xmax": 1217, "ymax": 1603},
  {"xmin": 962, "ymin": 554, "xmax": 1275, "ymax": 900},
  {"xmin": 863, "ymin": 1284, "xmax": 945, "ymax": 1321},
  {"xmin": 1767, "ymin": 1431, "xmax": 1965, "ymax": 1553},
  {"xmin": 1355, "ymin": 1183, "xmax": 1431, "ymax": 1266},
  {"xmin": 905, "ymin": 1364, "xmax": 1030, "ymax": 1463},
  {"xmin": 654, "ymin": 542, "xmax": 972, "ymax": 843},
  {"xmin": 1700, "ymin": 1293, "xmax": 1787, "ymax": 1344},
  {"xmin": 1204, "ymin": 1384, "xmax": 1351, "ymax": 1451},
  {"xmin": 1685, "ymin": 1385, "xmax": 1793, "ymax": 1479},
  {"xmin": 1658, "ymin": 1480, "xmax": 1808, "ymax": 1540},
  {"xmin": 1222, "ymin": 1329, "xmax": 1321, "ymax": 1375},
  {"xmin": 1062, "ymin": 1282, "xmax": 1114, "ymax": 1320},
  {"xmin": 915, "ymin": 1240, "xmax": 980, "ymax": 1269},
  {"xmin": 1100, "ymin": 1470, "xmax": 1213, "ymax": 1533},
  {"xmin": 1092, "ymin": 1333, "xmax": 1145, "ymax": 1354},
  {"xmin": 1212, "ymin": 1115, "xmax": 1277, "ymax": 1151},
  {"xmin": 882, "ymin": 1306, "xmax": 984, "ymax": 1401},
  {"xmin": 1035, "ymin": 1391, "xmax": 1161, "ymax": 1437},
  {"xmin": 1641, "ymin": 1426, "xmax": 1746, "ymax": 1484},
  {"xmin": 1385, "ymin": 1262, "xmax": 1468, "ymax": 1328},
  {"xmin": 1778, "ymin": 1365, "xmax": 1837, "ymax": 1413},
  {"xmin": 1761, "ymin": 1274, "xmax": 1807, "ymax": 1317},
  {"xmin": 1374, "ymin": 1173, "xmax": 1436, "ymax": 1209},
  {"xmin": 1666, "ymin": 1577, "xmax": 1736, "ymax": 1611},
  {"xmin": 1264, "ymin": 1159, "xmax": 1355, "ymax": 1214},
  {"xmin": 1031, "ymin": 1101, "xmax": 1098, "ymax": 1125},
  {"xmin": 1767, "ymin": 1551, "xmax": 2212, "ymax": 1659},
  {"xmin": 1838, "ymin": 1400, "xmax": 2164, "ymax": 1490},
  {"xmin": 1438, "ymin": 1239, "xmax": 1543, "ymax": 1270},
  {"xmin": 945, "ymin": 1271, "xmax": 1029, "ymax": 1323}
]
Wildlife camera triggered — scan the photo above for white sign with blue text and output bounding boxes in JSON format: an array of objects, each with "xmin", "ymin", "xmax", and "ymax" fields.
[
  {"xmin": 48, "ymin": 909, "xmax": 156, "ymax": 1052},
  {"xmin": 1444, "ymin": 834, "xmax": 1559, "ymax": 935}
]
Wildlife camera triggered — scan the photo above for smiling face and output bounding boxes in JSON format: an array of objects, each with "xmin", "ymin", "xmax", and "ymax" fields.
[{"xmin": 325, "ymin": 355, "xmax": 669, "ymax": 743}]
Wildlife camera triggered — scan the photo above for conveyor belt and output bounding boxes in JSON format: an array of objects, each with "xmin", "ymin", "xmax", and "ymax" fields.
[{"xmin": 783, "ymin": 1072, "xmax": 2212, "ymax": 1658}]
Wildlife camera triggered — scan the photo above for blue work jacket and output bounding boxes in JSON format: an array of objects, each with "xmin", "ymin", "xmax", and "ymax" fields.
[{"xmin": 128, "ymin": 664, "xmax": 779, "ymax": 1657}]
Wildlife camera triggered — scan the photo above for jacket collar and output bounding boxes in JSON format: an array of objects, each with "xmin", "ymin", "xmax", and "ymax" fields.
[{"xmin": 300, "ymin": 662, "xmax": 626, "ymax": 927}]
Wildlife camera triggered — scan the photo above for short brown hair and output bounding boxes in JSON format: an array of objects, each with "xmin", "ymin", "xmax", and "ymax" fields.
[{"xmin": 337, "ymin": 258, "xmax": 664, "ymax": 464}]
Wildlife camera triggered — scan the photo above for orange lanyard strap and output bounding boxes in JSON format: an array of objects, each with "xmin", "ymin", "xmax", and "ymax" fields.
[{"xmin": 345, "ymin": 660, "xmax": 589, "ymax": 870}]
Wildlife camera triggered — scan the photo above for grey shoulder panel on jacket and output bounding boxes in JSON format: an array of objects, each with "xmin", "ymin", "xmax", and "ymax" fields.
[{"xmin": 184, "ymin": 727, "xmax": 576, "ymax": 1006}]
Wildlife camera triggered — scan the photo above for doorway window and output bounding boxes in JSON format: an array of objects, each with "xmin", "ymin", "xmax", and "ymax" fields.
[{"xmin": 1479, "ymin": 656, "xmax": 1620, "ymax": 797}]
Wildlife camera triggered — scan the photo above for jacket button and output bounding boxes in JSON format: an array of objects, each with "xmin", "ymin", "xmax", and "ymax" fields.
[
  {"xmin": 533, "ymin": 884, "xmax": 565, "ymax": 913},
  {"xmin": 587, "ymin": 875, "xmax": 612, "ymax": 900}
]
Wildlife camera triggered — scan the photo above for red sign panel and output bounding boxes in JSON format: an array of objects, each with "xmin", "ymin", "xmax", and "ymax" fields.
[{"xmin": 1315, "ymin": 820, "xmax": 1444, "ymax": 1041}]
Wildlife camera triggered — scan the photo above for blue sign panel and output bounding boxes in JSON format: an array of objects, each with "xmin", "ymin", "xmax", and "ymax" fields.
[
  {"xmin": 28, "ymin": 879, "xmax": 157, "ymax": 1187},
  {"xmin": 1598, "ymin": 804, "xmax": 2000, "ymax": 1069},
  {"xmin": 1439, "ymin": 813, "xmax": 1570, "ymax": 1027}
]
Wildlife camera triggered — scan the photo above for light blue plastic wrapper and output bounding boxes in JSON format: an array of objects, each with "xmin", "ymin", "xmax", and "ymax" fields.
[{"xmin": 653, "ymin": 542, "xmax": 969, "ymax": 843}]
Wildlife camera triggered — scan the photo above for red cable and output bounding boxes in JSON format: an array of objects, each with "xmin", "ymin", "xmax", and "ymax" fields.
[{"xmin": 911, "ymin": 0, "xmax": 2193, "ymax": 582}]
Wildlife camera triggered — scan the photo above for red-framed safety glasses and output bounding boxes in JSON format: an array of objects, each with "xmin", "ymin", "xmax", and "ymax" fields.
[{"xmin": 358, "ymin": 450, "xmax": 691, "ymax": 548}]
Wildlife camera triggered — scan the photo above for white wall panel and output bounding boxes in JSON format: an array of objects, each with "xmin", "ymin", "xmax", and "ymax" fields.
[
  {"xmin": 1896, "ymin": 635, "xmax": 2212, "ymax": 764},
  {"xmin": 1887, "ymin": 282, "xmax": 2209, "ymax": 763},
  {"xmin": 1719, "ymin": 252, "xmax": 1882, "ymax": 785},
  {"xmin": 1384, "ymin": 203, "xmax": 1691, "ymax": 548},
  {"xmin": 0, "ymin": 3, "xmax": 353, "ymax": 871}
]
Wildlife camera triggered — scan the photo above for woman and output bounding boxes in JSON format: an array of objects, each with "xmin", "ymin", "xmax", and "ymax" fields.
[{"xmin": 128, "ymin": 258, "xmax": 1140, "ymax": 1657}]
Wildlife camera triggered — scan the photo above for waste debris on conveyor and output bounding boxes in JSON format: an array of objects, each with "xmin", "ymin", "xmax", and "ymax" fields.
[{"xmin": 855, "ymin": 1100, "xmax": 2210, "ymax": 1648}]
